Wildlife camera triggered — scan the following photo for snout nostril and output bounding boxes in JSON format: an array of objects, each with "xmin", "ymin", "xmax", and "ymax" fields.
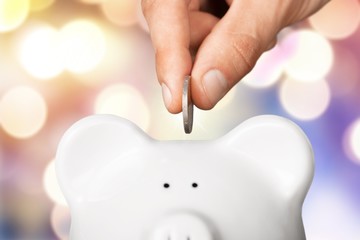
[{"xmin": 187, "ymin": 237, "xmax": 190, "ymax": 240}]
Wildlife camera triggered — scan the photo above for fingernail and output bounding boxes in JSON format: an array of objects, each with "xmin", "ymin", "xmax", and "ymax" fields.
[
  {"xmin": 161, "ymin": 83, "xmax": 172, "ymax": 109},
  {"xmin": 203, "ymin": 69, "xmax": 228, "ymax": 105}
]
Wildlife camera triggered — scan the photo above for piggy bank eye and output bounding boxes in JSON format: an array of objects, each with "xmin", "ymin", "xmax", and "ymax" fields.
[
  {"xmin": 163, "ymin": 183, "xmax": 170, "ymax": 189},
  {"xmin": 192, "ymin": 183, "xmax": 198, "ymax": 188}
]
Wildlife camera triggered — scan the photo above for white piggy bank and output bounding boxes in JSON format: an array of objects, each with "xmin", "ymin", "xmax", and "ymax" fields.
[{"xmin": 56, "ymin": 114, "xmax": 313, "ymax": 240}]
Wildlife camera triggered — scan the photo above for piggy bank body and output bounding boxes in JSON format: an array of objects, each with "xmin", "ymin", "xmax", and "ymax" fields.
[{"xmin": 56, "ymin": 115, "xmax": 313, "ymax": 240}]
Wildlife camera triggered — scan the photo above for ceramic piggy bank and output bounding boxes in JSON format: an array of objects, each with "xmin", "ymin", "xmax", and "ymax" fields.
[{"xmin": 56, "ymin": 114, "xmax": 313, "ymax": 240}]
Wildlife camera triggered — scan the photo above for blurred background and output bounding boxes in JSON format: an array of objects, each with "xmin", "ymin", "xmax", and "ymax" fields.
[{"xmin": 0, "ymin": 0, "xmax": 359, "ymax": 239}]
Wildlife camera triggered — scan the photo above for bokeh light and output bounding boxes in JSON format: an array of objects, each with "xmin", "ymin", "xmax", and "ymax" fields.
[
  {"xmin": 309, "ymin": 0, "xmax": 360, "ymax": 40},
  {"xmin": 18, "ymin": 24, "xmax": 64, "ymax": 80},
  {"xmin": 43, "ymin": 160, "xmax": 67, "ymax": 206},
  {"xmin": 349, "ymin": 120, "xmax": 360, "ymax": 162},
  {"xmin": 0, "ymin": 43, "xmax": 27, "ymax": 89},
  {"xmin": 94, "ymin": 84, "xmax": 151, "ymax": 131},
  {"xmin": 101, "ymin": 0, "xmax": 138, "ymax": 27},
  {"xmin": 51, "ymin": 204, "xmax": 70, "ymax": 240},
  {"xmin": 60, "ymin": 19, "xmax": 106, "ymax": 74},
  {"xmin": 70, "ymin": 28, "xmax": 135, "ymax": 86},
  {"xmin": 0, "ymin": 86, "xmax": 47, "ymax": 138},
  {"xmin": 279, "ymin": 78, "xmax": 331, "ymax": 121},
  {"xmin": 283, "ymin": 30, "xmax": 333, "ymax": 82},
  {"xmin": 242, "ymin": 45, "xmax": 286, "ymax": 88},
  {"xmin": 328, "ymin": 46, "xmax": 360, "ymax": 97},
  {"xmin": 0, "ymin": 0, "xmax": 29, "ymax": 32},
  {"xmin": 30, "ymin": 0, "xmax": 55, "ymax": 12},
  {"xmin": 343, "ymin": 119, "xmax": 360, "ymax": 165}
]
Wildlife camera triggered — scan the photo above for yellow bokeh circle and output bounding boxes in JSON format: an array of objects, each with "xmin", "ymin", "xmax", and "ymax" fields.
[
  {"xmin": 60, "ymin": 19, "xmax": 106, "ymax": 74},
  {"xmin": 94, "ymin": 84, "xmax": 150, "ymax": 131},
  {"xmin": 43, "ymin": 160, "xmax": 68, "ymax": 206},
  {"xmin": 18, "ymin": 24, "xmax": 64, "ymax": 80},
  {"xmin": 0, "ymin": 86, "xmax": 47, "ymax": 139},
  {"xmin": 0, "ymin": 0, "xmax": 29, "ymax": 32}
]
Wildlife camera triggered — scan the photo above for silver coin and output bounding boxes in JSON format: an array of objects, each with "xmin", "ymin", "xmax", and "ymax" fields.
[{"xmin": 182, "ymin": 75, "xmax": 194, "ymax": 134}]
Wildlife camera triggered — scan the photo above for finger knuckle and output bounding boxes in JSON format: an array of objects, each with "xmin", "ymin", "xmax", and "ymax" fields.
[{"xmin": 230, "ymin": 34, "xmax": 263, "ymax": 75}]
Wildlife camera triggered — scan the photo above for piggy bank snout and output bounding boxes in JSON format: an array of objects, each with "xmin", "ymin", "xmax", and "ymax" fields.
[{"xmin": 150, "ymin": 212, "xmax": 214, "ymax": 240}]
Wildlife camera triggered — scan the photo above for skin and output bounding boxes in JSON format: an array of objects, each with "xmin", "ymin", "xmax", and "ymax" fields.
[{"xmin": 141, "ymin": 0, "xmax": 330, "ymax": 113}]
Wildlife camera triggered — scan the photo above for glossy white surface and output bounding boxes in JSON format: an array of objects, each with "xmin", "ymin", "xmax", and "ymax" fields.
[{"xmin": 56, "ymin": 114, "xmax": 313, "ymax": 240}]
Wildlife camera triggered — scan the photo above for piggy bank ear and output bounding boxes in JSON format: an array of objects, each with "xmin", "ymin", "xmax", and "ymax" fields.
[
  {"xmin": 222, "ymin": 115, "xmax": 314, "ymax": 202},
  {"xmin": 55, "ymin": 115, "xmax": 148, "ymax": 204}
]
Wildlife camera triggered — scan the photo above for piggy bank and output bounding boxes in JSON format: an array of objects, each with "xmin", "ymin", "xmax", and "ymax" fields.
[{"xmin": 56, "ymin": 114, "xmax": 313, "ymax": 240}]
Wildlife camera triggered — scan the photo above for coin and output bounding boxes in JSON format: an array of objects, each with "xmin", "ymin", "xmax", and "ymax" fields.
[{"xmin": 182, "ymin": 75, "xmax": 193, "ymax": 134}]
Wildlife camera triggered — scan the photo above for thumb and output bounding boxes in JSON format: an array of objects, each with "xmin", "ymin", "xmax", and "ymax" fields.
[{"xmin": 191, "ymin": 1, "xmax": 279, "ymax": 110}]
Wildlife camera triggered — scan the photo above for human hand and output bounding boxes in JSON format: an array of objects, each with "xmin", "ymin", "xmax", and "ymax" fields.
[{"xmin": 142, "ymin": 0, "xmax": 330, "ymax": 113}]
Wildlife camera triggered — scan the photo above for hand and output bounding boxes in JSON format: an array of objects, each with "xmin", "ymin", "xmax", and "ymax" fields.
[{"xmin": 142, "ymin": 0, "xmax": 330, "ymax": 113}]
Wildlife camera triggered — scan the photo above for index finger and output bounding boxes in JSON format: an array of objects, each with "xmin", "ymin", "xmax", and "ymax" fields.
[{"xmin": 142, "ymin": 0, "xmax": 193, "ymax": 113}]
